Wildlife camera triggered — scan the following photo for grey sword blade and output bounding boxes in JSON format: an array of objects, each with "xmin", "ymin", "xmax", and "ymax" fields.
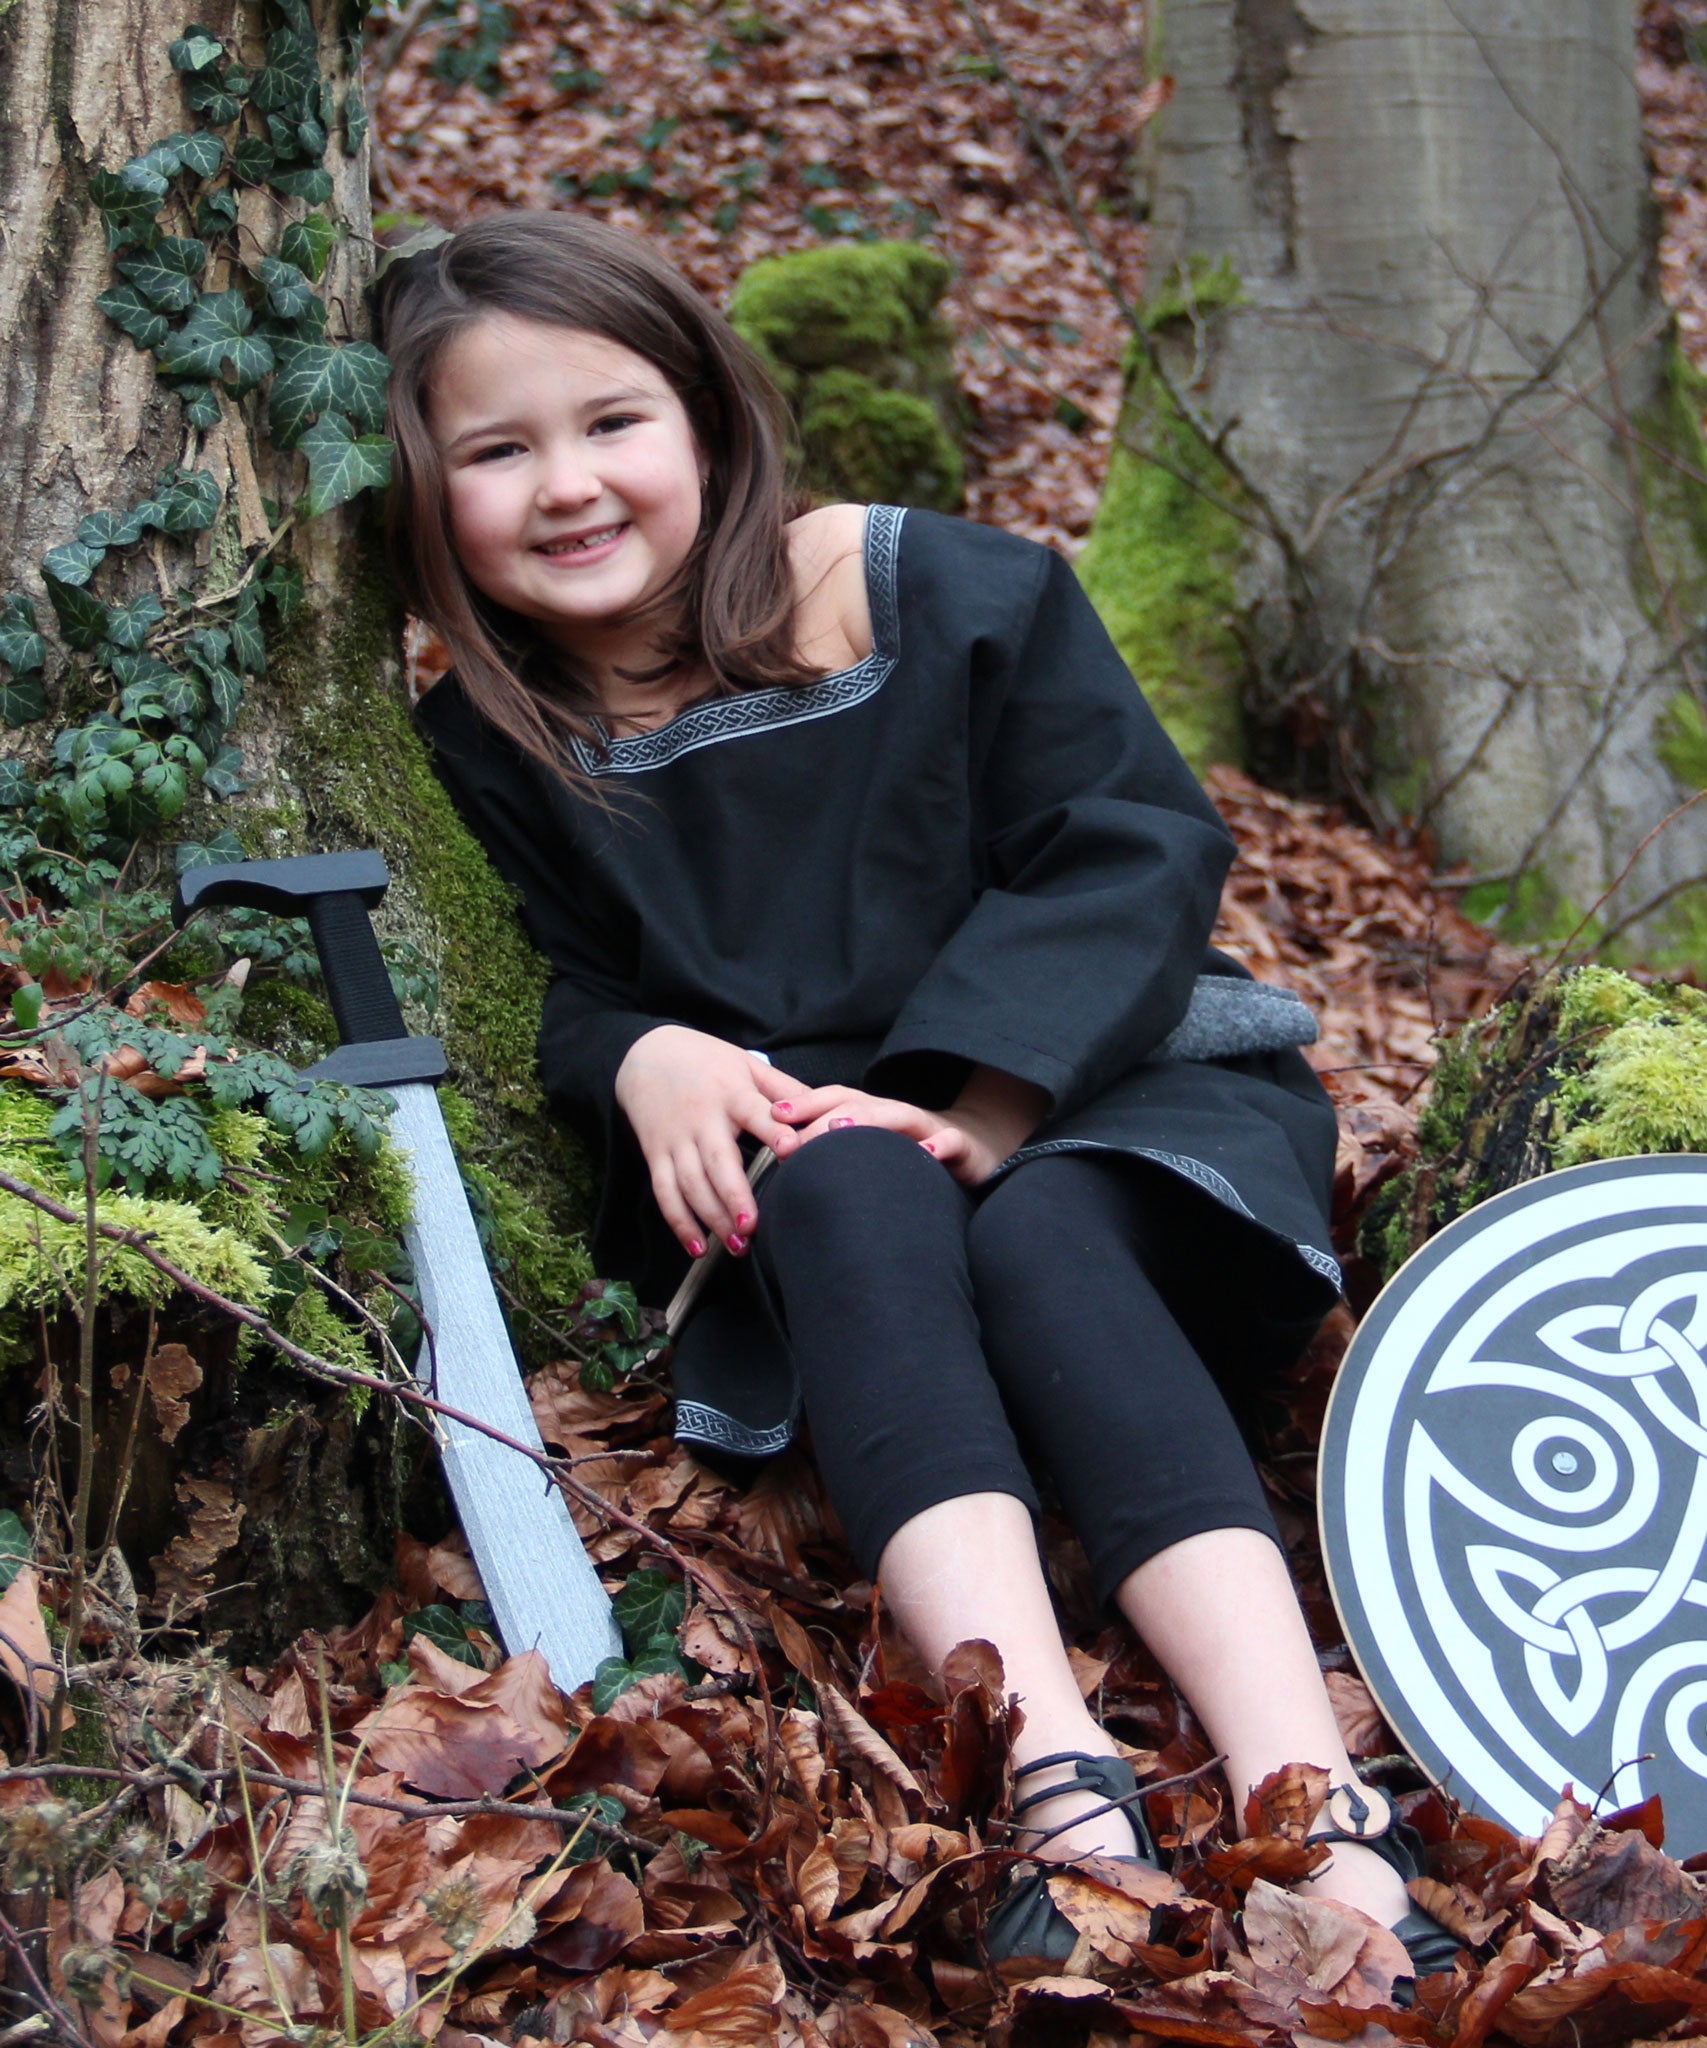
[{"xmin": 388, "ymin": 1082, "xmax": 622, "ymax": 1690}]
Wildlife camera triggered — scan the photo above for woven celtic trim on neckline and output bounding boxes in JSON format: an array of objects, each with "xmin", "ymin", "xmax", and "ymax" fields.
[{"xmin": 569, "ymin": 502, "xmax": 906, "ymax": 777}]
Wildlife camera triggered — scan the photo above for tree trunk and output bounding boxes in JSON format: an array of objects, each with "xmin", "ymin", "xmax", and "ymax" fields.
[
  {"xmin": 0, "ymin": 0, "xmax": 584, "ymax": 1656},
  {"xmin": 1096, "ymin": 0, "xmax": 1707, "ymax": 951}
]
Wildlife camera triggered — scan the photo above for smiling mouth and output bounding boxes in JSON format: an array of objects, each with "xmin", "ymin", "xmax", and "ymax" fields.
[{"xmin": 535, "ymin": 523, "xmax": 627, "ymax": 557}]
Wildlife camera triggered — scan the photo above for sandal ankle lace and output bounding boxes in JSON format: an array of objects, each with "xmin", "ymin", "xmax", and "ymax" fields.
[
  {"xmin": 983, "ymin": 1750, "xmax": 1160, "ymax": 1965},
  {"xmin": 1309, "ymin": 1781, "xmax": 1462, "ymax": 1992}
]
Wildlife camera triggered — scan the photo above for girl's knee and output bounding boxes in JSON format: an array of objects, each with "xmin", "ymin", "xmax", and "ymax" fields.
[
  {"xmin": 760, "ymin": 1124, "xmax": 955, "ymax": 1239},
  {"xmin": 966, "ymin": 1154, "xmax": 1147, "ymax": 1295}
]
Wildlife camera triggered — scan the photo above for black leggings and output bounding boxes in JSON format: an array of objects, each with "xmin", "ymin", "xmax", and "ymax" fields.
[{"xmin": 751, "ymin": 1126, "xmax": 1326, "ymax": 1605}]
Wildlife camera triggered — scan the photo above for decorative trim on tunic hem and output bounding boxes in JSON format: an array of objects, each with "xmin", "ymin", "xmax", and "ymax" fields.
[
  {"xmin": 674, "ymin": 1399, "xmax": 797, "ymax": 1459},
  {"xmin": 568, "ymin": 503, "xmax": 907, "ymax": 776},
  {"xmin": 997, "ymin": 1136, "xmax": 1343, "ymax": 1293}
]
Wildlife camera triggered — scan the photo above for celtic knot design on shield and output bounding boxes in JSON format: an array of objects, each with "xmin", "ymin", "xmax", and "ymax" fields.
[{"xmin": 1320, "ymin": 1160, "xmax": 1707, "ymax": 1850}]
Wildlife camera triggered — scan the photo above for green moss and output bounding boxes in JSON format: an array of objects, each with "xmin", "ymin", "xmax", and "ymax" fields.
[
  {"xmin": 1142, "ymin": 253, "xmax": 1245, "ymax": 334},
  {"xmin": 235, "ymin": 978, "xmax": 337, "ymax": 1066},
  {"xmin": 1552, "ymin": 965, "xmax": 1707, "ymax": 1152},
  {"xmin": 264, "ymin": 550, "xmax": 595, "ymax": 1325},
  {"xmin": 1461, "ymin": 867, "xmax": 1596, "ymax": 949},
  {"xmin": 798, "ymin": 367, "xmax": 963, "ymax": 512},
  {"xmin": 1414, "ymin": 1022, "xmax": 1481, "ymax": 1158},
  {"xmin": 729, "ymin": 241, "xmax": 966, "ymax": 511},
  {"xmin": 730, "ymin": 241, "xmax": 954, "ymax": 375},
  {"xmin": 1634, "ymin": 336, "xmax": 1707, "ymax": 617},
  {"xmin": 439, "ymin": 1085, "xmax": 593, "ymax": 1332},
  {"xmin": 1076, "ymin": 343, "xmax": 1245, "ymax": 773}
]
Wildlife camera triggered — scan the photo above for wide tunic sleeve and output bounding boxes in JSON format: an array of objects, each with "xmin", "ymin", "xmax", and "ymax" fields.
[
  {"xmin": 865, "ymin": 541, "xmax": 1235, "ymax": 1123},
  {"xmin": 414, "ymin": 681, "xmax": 673, "ymax": 1136}
]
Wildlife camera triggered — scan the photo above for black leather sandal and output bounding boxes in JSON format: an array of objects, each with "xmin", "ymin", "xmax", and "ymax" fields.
[
  {"xmin": 984, "ymin": 1750, "xmax": 1161, "ymax": 1964},
  {"xmin": 1309, "ymin": 1781, "xmax": 1462, "ymax": 1995}
]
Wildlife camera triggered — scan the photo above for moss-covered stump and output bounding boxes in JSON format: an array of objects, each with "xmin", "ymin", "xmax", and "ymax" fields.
[
  {"xmin": 226, "ymin": 543, "xmax": 597, "ymax": 1337},
  {"xmin": 728, "ymin": 241, "xmax": 966, "ymax": 510},
  {"xmin": 1362, "ymin": 967, "xmax": 1707, "ymax": 1282},
  {"xmin": 1077, "ymin": 264, "xmax": 1249, "ymax": 776}
]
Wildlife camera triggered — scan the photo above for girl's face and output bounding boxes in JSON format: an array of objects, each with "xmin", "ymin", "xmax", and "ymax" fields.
[{"xmin": 428, "ymin": 313, "xmax": 706, "ymax": 668}]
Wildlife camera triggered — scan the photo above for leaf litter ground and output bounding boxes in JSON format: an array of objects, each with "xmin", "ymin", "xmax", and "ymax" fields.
[{"xmin": 13, "ymin": 3, "xmax": 1707, "ymax": 2044}]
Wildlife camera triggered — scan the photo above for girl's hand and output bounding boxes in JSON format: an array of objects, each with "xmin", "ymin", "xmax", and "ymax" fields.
[
  {"xmin": 775, "ymin": 1066, "xmax": 1050, "ymax": 1189},
  {"xmin": 614, "ymin": 1026, "xmax": 802, "ymax": 1257}
]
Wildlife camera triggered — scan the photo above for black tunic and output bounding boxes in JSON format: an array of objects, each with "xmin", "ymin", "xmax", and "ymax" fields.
[{"xmin": 417, "ymin": 506, "xmax": 1341, "ymax": 1458}]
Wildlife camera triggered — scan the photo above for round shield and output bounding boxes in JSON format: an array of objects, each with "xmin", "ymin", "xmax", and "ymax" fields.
[{"xmin": 1320, "ymin": 1155, "xmax": 1707, "ymax": 1852}]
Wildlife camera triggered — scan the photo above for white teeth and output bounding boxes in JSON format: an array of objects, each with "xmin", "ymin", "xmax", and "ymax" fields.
[{"xmin": 540, "ymin": 525, "xmax": 622, "ymax": 555}]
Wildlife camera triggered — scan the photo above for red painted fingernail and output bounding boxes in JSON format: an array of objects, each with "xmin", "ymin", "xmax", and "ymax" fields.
[
  {"xmin": 829, "ymin": 1116, "xmax": 855, "ymax": 1130},
  {"xmin": 687, "ymin": 1238, "xmax": 706, "ymax": 1258},
  {"xmin": 922, "ymin": 1140, "xmax": 937, "ymax": 1154},
  {"xmin": 736, "ymin": 1211, "xmax": 754, "ymax": 1230},
  {"xmin": 727, "ymin": 1233, "xmax": 748, "ymax": 1255},
  {"xmin": 772, "ymin": 1100, "xmax": 794, "ymax": 1116}
]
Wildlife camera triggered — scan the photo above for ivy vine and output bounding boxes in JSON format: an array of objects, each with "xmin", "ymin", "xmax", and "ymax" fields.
[{"xmin": 0, "ymin": 0, "xmax": 403, "ymax": 1209}]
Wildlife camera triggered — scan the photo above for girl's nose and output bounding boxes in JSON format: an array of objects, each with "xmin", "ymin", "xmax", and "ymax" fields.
[{"xmin": 535, "ymin": 444, "xmax": 601, "ymax": 510}]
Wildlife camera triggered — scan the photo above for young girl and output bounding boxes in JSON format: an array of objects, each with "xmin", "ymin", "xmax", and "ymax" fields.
[{"xmin": 376, "ymin": 212, "xmax": 1454, "ymax": 1979}]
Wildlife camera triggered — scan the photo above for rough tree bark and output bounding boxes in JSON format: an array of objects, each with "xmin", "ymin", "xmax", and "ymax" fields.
[
  {"xmin": 1114, "ymin": 0, "xmax": 1707, "ymax": 949},
  {"xmin": 0, "ymin": 1, "xmax": 580, "ymax": 1653}
]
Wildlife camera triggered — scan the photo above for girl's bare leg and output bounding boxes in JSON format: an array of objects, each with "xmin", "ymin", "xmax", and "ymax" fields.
[
  {"xmin": 1114, "ymin": 1526, "xmax": 1410, "ymax": 1925},
  {"xmin": 877, "ymin": 1492, "xmax": 1143, "ymax": 1861}
]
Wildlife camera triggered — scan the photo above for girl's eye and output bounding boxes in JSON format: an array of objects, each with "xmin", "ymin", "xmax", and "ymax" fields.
[
  {"xmin": 590, "ymin": 413, "xmax": 640, "ymax": 436},
  {"xmin": 469, "ymin": 441, "xmax": 523, "ymax": 463}
]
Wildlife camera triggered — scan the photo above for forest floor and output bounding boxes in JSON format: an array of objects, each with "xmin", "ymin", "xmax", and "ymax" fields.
[{"xmin": 15, "ymin": 6, "xmax": 1707, "ymax": 2048}]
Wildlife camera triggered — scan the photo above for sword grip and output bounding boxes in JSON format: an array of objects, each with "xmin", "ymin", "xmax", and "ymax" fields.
[{"xmin": 307, "ymin": 891, "xmax": 406, "ymax": 1045}]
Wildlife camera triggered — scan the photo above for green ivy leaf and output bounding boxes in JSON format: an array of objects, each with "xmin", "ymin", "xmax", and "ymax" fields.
[
  {"xmin": 205, "ymin": 662, "xmax": 242, "ymax": 728},
  {"xmin": 119, "ymin": 147, "xmax": 176, "ymax": 199},
  {"xmin": 268, "ymin": 164, "xmax": 333, "ymax": 205},
  {"xmin": 590, "ymin": 1656, "xmax": 636, "ymax": 1713},
  {"xmin": 202, "ymin": 742, "xmax": 246, "ymax": 798},
  {"xmin": 156, "ymin": 669, "xmax": 205, "ymax": 725},
  {"xmin": 613, "ymin": 1568, "xmax": 686, "ymax": 1657},
  {"xmin": 77, "ymin": 509, "xmax": 147, "ymax": 551},
  {"xmin": 43, "ymin": 574, "xmax": 111, "ymax": 653},
  {"xmin": 0, "ymin": 761, "xmax": 34, "ymax": 808},
  {"xmin": 298, "ymin": 411, "xmax": 391, "ymax": 515},
  {"xmin": 255, "ymin": 255, "xmax": 315, "ymax": 321},
  {"xmin": 231, "ymin": 136, "xmax": 277, "ymax": 183},
  {"xmin": 402, "ymin": 1604, "xmax": 484, "ymax": 1669},
  {"xmin": 185, "ymin": 626, "xmax": 232, "ymax": 672},
  {"xmin": 172, "ymin": 382, "xmax": 222, "ymax": 429},
  {"xmin": 195, "ymin": 187, "xmax": 240, "ymax": 236},
  {"xmin": 149, "ymin": 466, "xmax": 223, "ymax": 535},
  {"xmin": 165, "ymin": 130, "xmax": 225, "ymax": 179},
  {"xmin": 267, "ymin": 337, "xmax": 337, "ymax": 444},
  {"xmin": 343, "ymin": 87, "xmax": 368, "ymax": 153},
  {"xmin": 96, "ymin": 283, "xmax": 171, "ymax": 350},
  {"xmin": 40, "ymin": 541, "xmax": 105, "ymax": 588},
  {"xmin": 0, "ymin": 676, "xmax": 47, "ymax": 728},
  {"xmin": 88, "ymin": 169, "xmax": 161, "ymax": 252},
  {"xmin": 105, "ymin": 592, "xmax": 166, "ymax": 652},
  {"xmin": 117, "ymin": 235, "xmax": 207, "ymax": 310},
  {"xmin": 169, "ymin": 30, "xmax": 225, "ymax": 72},
  {"xmin": 0, "ymin": 596, "xmax": 45, "ymax": 674},
  {"xmin": 280, "ymin": 212, "xmax": 336, "ymax": 282},
  {"xmin": 265, "ymin": 112, "xmax": 304, "ymax": 160},
  {"xmin": 156, "ymin": 290, "xmax": 273, "ymax": 390},
  {"xmin": 330, "ymin": 339, "xmax": 390, "ymax": 432},
  {"xmin": 251, "ymin": 26, "xmax": 319, "ymax": 115},
  {"xmin": 296, "ymin": 115, "xmax": 327, "ymax": 160},
  {"xmin": 230, "ymin": 586, "xmax": 267, "ymax": 673},
  {"xmin": 261, "ymin": 560, "xmax": 304, "ymax": 621},
  {"xmin": 43, "ymin": 574, "xmax": 112, "ymax": 652},
  {"xmin": 273, "ymin": 0, "xmax": 313, "ymax": 38},
  {"xmin": 184, "ymin": 75, "xmax": 243, "ymax": 124}
]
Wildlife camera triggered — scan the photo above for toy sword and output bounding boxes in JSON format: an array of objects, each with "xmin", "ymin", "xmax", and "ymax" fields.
[{"xmin": 173, "ymin": 850, "xmax": 621, "ymax": 1690}]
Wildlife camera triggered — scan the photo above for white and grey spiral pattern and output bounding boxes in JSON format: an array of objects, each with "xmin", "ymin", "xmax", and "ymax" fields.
[{"xmin": 1320, "ymin": 1157, "xmax": 1707, "ymax": 1851}]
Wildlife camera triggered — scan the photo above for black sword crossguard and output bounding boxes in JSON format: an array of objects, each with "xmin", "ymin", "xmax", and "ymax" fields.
[{"xmin": 172, "ymin": 851, "xmax": 447, "ymax": 1088}]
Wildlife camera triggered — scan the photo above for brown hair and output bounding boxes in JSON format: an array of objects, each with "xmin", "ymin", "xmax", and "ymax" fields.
[{"xmin": 375, "ymin": 211, "xmax": 815, "ymax": 793}]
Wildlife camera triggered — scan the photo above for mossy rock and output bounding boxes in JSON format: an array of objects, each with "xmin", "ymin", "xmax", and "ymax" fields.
[
  {"xmin": 729, "ymin": 241, "xmax": 966, "ymax": 511},
  {"xmin": 1360, "ymin": 966, "xmax": 1707, "ymax": 1282}
]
